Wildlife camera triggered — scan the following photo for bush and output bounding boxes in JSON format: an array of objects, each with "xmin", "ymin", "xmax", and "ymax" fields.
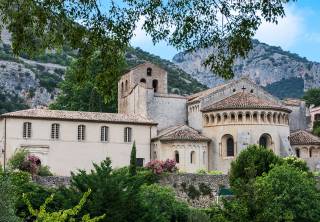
[
  {"xmin": 38, "ymin": 166, "xmax": 53, "ymax": 176},
  {"xmin": 253, "ymin": 164, "xmax": 320, "ymax": 221},
  {"xmin": 0, "ymin": 175, "xmax": 21, "ymax": 222},
  {"xmin": 23, "ymin": 189, "xmax": 105, "ymax": 222},
  {"xmin": 137, "ymin": 184, "xmax": 190, "ymax": 222},
  {"xmin": 146, "ymin": 159, "xmax": 177, "ymax": 174},
  {"xmin": 8, "ymin": 149, "xmax": 29, "ymax": 170}
]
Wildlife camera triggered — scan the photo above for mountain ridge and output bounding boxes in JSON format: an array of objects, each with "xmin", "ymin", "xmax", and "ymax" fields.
[{"xmin": 172, "ymin": 39, "xmax": 320, "ymax": 99}]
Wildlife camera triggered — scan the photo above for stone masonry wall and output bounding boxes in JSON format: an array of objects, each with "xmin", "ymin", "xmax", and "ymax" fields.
[{"xmin": 33, "ymin": 174, "xmax": 320, "ymax": 208}]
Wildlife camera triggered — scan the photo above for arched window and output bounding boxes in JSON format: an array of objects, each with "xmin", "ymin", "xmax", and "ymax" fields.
[
  {"xmin": 204, "ymin": 115, "xmax": 209, "ymax": 124},
  {"xmin": 296, "ymin": 148, "xmax": 300, "ymax": 158},
  {"xmin": 51, "ymin": 123, "xmax": 60, "ymax": 140},
  {"xmin": 203, "ymin": 151, "xmax": 206, "ymax": 165},
  {"xmin": 78, "ymin": 125, "xmax": 86, "ymax": 141},
  {"xmin": 223, "ymin": 113, "xmax": 228, "ymax": 123},
  {"xmin": 140, "ymin": 78, "xmax": 146, "ymax": 83},
  {"xmin": 259, "ymin": 133, "xmax": 272, "ymax": 148},
  {"xmin": 230, "ymin": 113, "xmax": 236, "ymax": 122},
  {"xmin": 210, "ymin": 114, "xmax": 215, "ymax": 124},
  {"xmin": 273, "ymin": 113, "xmax": 277, "ymax": 124},
  {"xmin": 175, "ymin": 151, "xmax": 180, "ymax": 163},
  {"xmin": 310, "ymin": 148, "xmax": 313, "ymax": 158},
  {"xmin": 121, "ymin": 82, "xmax": 124, "ymax": 94},
  {"xmin": 152, "ymin": 79, "xmax": 158, "ymax": 92},
  {"xmin": 277, "ymin": 113, "xmax": 281, "ymax": 124},
  {"xmin": 125, "ymin": 80, "xmax": 128, "ymax": 91},
  {"xmin": 147, "ymin": 67, "xmax": 152, "ymax": 76},
  {"xmin": 260, "ymin": 113, "xmax": 265, "ymax": 123},
  {"xmin": 226, "ymin": 137, "xmax": 234, "ymax": 157},
  {"xmin": 101, "ymin": 126, "xmax": 109, "ymax": 142},
  {"xmin": 124, "ymin": 127, "xmax": 132, "ymax": 142},
  {"xmin": 245, "ymin": 112, "xmax": 251, "ymax": 122},
  {"xmin": 238, "ymin": 113, "xmax": 243, "ymax": 122},
  {"xmin": 267, "ymin": 113, "xmax": 272, "ymax": 123},
  {"xmin": 217, "ymin": 114, "xmax": 221, "ymax": 124},
  {"xmin": 23, "ymin": 122, "xmax": 32, "ymax": 139},
  {"xmin": 253, "ymin": 112, "xmax": 258, "ymax": 123},
  {"xmin": 190, "ymin": 151, "xmax": 196, "ymax": 164}
]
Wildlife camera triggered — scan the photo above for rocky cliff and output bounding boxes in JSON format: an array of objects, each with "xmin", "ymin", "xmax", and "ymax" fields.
[{"xmin": 173, "ymin": 39, "xmax": 320, "ymax": 99}]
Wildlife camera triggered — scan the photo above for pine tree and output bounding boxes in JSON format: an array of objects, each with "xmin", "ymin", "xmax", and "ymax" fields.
[{"xmin": 129, "ymin": 141, "xmax": 137, "ymax": 176}]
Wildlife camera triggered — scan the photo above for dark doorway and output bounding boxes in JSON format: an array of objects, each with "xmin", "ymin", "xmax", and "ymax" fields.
[{"xmin": 152, "ymin": 79, "xmax": 158, "ymax": 92}]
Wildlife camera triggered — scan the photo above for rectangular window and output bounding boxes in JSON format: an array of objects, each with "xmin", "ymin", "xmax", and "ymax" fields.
[
  {"xmin": 23, "ymin": 122, "xmax": 32, "ymax": 139},
  {"xmin": 51, "ymin": 123, "xmax": 60, "ymax": 139},
  {"xmin": 78, "ymin": 125, "xmax": 86, "ymax": 141},
  {"xmin": 100, "ymin": 126, "xmax": 109, "ymax": 142},
  {"xmin": 136, "ymin": 158, "xmax": 144, "ymax": 167},
  {"xmin": 124, "ymin": 127, "xmax": 132, "ymax": 142}
]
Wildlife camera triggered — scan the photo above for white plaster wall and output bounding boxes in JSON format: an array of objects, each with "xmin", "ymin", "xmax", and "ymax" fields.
[
  {"xmin": 0, "ymin": 118, "xmax": 155, "ymax": 175},
  {"xmin": 202, "ymin": 122, "xmax": 290, "ymax": 173},
  {"xmin": 156, "ymin": 141, "xmax": 208, "ymax": 173}
]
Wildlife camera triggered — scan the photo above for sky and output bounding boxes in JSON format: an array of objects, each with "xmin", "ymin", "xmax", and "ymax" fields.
[{"xmin": 130, "ymin": 1, "xmax": 320, "ymax": 62}]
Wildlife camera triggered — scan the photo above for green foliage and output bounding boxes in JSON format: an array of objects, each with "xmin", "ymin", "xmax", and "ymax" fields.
[
  {"xmin": 312, "ymin": 121, "xmax": 320, "ymax": 136},
  {"xmin": 50, "ymin": 52, "xmax": 121, "ymax": 112},
  {"xmin": 282, "ymin": 156, "xmax": 309, "ymax": 172},
  {"xmin": 38, "ymin": 166, "xmax": 53, "ymax": 176},
  {"xmin": 0, "ymin": 90, "xmax": 29, "ymax": 115},
  {"xmin": 23, "ymin": 189, "xmax": 105, "ymax": 222},
  {"xmin": 129, "ymin": 142, "xmax": 137, "ymax": 176},
  {"xmin": 187, "ymin": 185, "xmax": 201, "ymax": 200},
  {"xmin": 229, "ymin": 144, "xmax": 281, "ymax": 191},
  {"xmin": 0, "ymin": 175, "xmax": 21, "ymax": 222},
  {"xmin": 198, "ymin": 183, "xmax": 212, "ymax": 196},
  {"xmin": 187, "ymin": 209, "xmax": 211, "ymax": 222},
  {"xmin": 264, "ymin": 77, "xmax": 304, "ymax": 99},
  {"xmin": 0, "ymin": 0, "xmax": 292, "ymax": 82},
  {"xmin": 253, "ymin": 164, "xmax": 320, "ymax": 221},
  {"xmin": 303, "ymin": 88, "xmax": 320, "ymax": 107},
  {"xmin": 137, "ymin": 184, "xmax": 189, "ymax": 222},
  {"xmin": 8, "ymin": 149, "xmax": 29, "ymax": 171}
]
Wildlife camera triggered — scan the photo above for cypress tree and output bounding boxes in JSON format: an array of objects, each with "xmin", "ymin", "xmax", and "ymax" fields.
[{"xmin": 129, "ymin": 141, "xmax": 137, "ymax": 176}]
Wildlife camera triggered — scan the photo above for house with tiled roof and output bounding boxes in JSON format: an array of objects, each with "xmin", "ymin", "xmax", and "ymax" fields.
[
  {"xmin": 0, "ymin": 62, "xmax": 316, "ymax": 175},
  {"xmin": 290, "ymin": 130, "xmax": 320, "ymax": 170}
]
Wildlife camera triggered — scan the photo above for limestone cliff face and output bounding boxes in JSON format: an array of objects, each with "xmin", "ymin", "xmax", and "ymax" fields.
[{"xmin": 173, "ymin": 40, "xmax": 320, "ymax": 91}]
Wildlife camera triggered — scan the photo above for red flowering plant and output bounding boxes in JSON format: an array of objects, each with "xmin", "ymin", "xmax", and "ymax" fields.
[
  {"xmin": 21, "ymin": 154, "xmax": 41, "ymax": 176},
  {"xmin": 146, "ymin": 159, "xmax": 177, "ymax": 174}
]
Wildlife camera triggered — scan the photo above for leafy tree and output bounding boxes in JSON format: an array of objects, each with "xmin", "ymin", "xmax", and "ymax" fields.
[
  {"xmin": 129, "ymin": 141, "xmax": 137, "ymax": 176},
  {"xmin": 0, "ymin": 175, "xmax": 21, "ymax": 222},
  {"xmin": 253, "ymin": 164, "xmax": 320, "ymax": 222},
  {"xmin": 137, "ymin": 184, "xmax": 189, "ymax": 222},
  {"xmin": 303, "ymin": 88, "xmax": 320, "ymax": 107},
  {"xmin": 23, "ymin": 189, "xmax": 105, "ymax": 222},
  {"xmin": 0, "ymin": 0, "xmax": 293, "ymax": 79},
  {"xmin": 50, "ymin": 52, "xmax": 120, "ymax": 112},
  {"xmin": 8, "ymin": 149, "xmax": 29, "ymax": 171},
  {"xmin": 229, "ymin": 145, "xmax": 281, "ymax": 192}
]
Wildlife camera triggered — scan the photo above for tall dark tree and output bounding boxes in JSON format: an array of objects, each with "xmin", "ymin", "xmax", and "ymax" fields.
[{"xmin": 129, "ymin": 141, "xmax": 137, "ymax": 176}]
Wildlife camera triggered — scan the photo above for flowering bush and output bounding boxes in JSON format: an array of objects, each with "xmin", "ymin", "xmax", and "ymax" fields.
[
  {"xmin": 146, "ymin": 159, "xmax": 177, "ymax": 174},
  {"xmin": 21, "ymin": 154, "xmax": 41, "ymax": 176}
]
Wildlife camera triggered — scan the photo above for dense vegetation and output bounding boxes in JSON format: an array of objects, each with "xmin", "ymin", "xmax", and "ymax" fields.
[
  {"xmin": 264, "ymin": 77, "xmax": 304, "ymax": 99},
  {"xmin": 2, "ymin": 144, "xmax": 320, "ymax": 222},
  {"xmin": 0, "ymin": 89, "xmax": 29, "ymax": 114}
]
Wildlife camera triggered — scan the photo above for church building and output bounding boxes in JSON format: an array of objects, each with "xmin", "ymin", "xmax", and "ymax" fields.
[{"xmin": 0, "ymin": 62, "xmax": 319, "ymax": 175}]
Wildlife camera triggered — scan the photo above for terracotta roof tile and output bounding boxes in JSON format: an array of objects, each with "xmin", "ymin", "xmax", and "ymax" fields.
[
  {"xmin": 290, "ymin": 130, "xmax": 320, "ymax": 146},
  {"xmin": 153, "ymin": 125, "xmax": 210, "ymax": 142},
  {"xmin": 201, "ymin": 92, "xmax": 291, "ymax": 112},
  {"xmin": 1, "ymin": 109, "xmax": 157, "ymax": 125}
]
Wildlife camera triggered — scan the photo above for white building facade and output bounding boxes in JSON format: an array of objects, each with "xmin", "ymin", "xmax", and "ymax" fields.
[{"xmin": 1, "ymin": 62, "xmax": 319, "ymax": 175}]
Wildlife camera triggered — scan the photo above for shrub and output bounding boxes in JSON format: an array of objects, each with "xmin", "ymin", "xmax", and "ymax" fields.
[
  {"xmin": 146, "ymin": 159, "xmax": 177, "ymax": 174},
  {"xmin": 8, "ymin": 149, "xmax": 29, "ymax": 170},
  {"xmin": 0, "ymin": 175, "xmax": 21, "ymax": 222},
  {"xmin": 38, "ymin": 166, "xmax": 53, "ymax": 176},
  {"xmin": 196, "ymin": 169, "xmax": 207, "ymax": 174},
  {"xmin": 23, "ymin": 189, "xmax": 105, "ymax": 222}
]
